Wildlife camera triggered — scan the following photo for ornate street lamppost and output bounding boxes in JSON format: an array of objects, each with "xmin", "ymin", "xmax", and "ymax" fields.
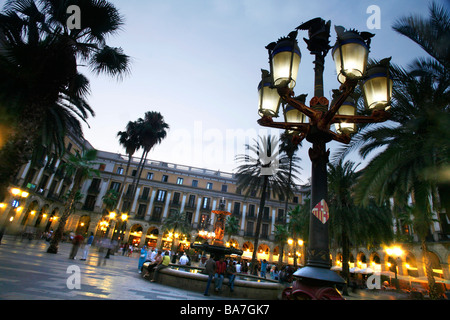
[
  {"xmin": 105, "ymin": 211, "xmax": 128, "ymax": 258},
  {"xmin": 257, "ymin": 18, "xmax": 392, "ymax": 299}
]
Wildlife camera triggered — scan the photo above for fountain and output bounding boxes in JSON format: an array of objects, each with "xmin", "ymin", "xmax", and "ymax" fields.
[
  {"xmin": 142, "ymin": 199, "xmax": 285, "ymax": 299},
  {"xmin": 191, "ymin": 199, "xmax": 243, "ymax": 258}
]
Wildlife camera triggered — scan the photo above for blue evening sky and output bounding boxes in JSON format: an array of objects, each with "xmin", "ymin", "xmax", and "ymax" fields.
[{"xmin": 2, "ymin": 0, "xmax": 447, "ymax": 183}]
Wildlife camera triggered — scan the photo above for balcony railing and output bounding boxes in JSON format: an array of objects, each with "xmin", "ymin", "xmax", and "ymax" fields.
[
  {"xmin": 149, "ymin": 215, "xmax": 162, "ymax": 223},
  {"xmin": 138, "ymin": 194, "xmax": 149, "ymax": 201},
  {"xmin": 185, "ymin": 203, "xmax": 196, "ymax": 209},
  {"xmin": 170, "ymin": 200, "xmax": 181, "ymax": 207},
  {"xmin": 232, "ymin": 211, "xmax": 242, "ymax": 217}
]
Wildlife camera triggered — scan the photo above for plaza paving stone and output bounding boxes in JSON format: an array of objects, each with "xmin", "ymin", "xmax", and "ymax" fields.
[
  {"xmin": 0, "ymin": 235, "xmax": 430, "ymax": 304},
  {"xmin": 0, "ymin": 236, "xmax": 239, "ymax": 300}
]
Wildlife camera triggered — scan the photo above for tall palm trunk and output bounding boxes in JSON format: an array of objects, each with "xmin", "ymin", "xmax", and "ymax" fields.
[
  {"xmin": 135, "ymin": 149, "xmax": 150, "ymax": 196},
  {"xmin": 278, "ymin": 244, "xmax": 285, "ymax": 268},
  {"xmin": 128, "ymin": 149, "xmax": 150, "ymax": 215},
  {"xmin": 341, "ymin": 231, "xmax": 350, "ymax": 296},
  {"xmin": 251, "ymin": 175, "xmax": 268, "ymax": 275},
  {"xmin": 116, "ymin": 155, "xmax": 133, "ymax": 212},
  {"xmin": 421, "ymin": 239, "xmax": 439, "ymax": 299},
  {"xmin": 47, "ymin": 170, "xmax": 83, "ymax": 254},
  {"xmin": 126, "ymin": 150, "xmax": 147, "ymax": 213}
]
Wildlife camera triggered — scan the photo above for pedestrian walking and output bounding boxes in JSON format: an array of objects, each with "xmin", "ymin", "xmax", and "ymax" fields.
[
  {"xmin": 179, "ymin": 252, "xmax": 189, "ymax": 265},
  {"xmin": 226, "ymin": 260, "xmax": 237, "ymax": 292},
  {"xmin": 203, "ymin": 254, "xmax": 216, "ymax": 296},
  {"xmin": 0, "ymin": 226, "xmax": 5, "ymax": 245},
  {"xmin": 241, "ymin": 260, "xmax": 248, "ymax": 274},
  {"xmin": 235, "ymin": 260, "xmax": 241, "ymax": 273},
  {"xmin": 97, "ymin": 238, "xmax": 110, "ymax": 266},
  {"xmin": 81, "ymin": 232, "xmax": 94, "ymax": 261},
  {"xmin": 69, "ymin": 233, "xmax": 84, "ymax": 259},
  {"xmin": 260, "ymin": 259, "xmax": 268, "ymax": 278},
  {"xmin": 199, "ymin": 255, "xmax": 207, "ymax": 268},
  {"xmin": 214, "ymin": 256, "xmax": 227, "ymax": 292},
  {"xmin": 138, "ymin": 246, "xmax": 148, "ymax": 273}
]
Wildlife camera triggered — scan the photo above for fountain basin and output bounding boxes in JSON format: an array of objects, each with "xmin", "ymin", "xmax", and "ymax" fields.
[
  {"xmin": 142, "ymin": 263, "xmax": 284, "ymax": 300},
  {"xmin": 191, "ymin": 243, "xmax": 243, "ymax": 259}
]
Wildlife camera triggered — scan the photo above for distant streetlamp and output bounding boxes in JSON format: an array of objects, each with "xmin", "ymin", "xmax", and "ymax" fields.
[
  {"xmin": 288, "ymin": 238, "xmax": 304, "ymax": 267},
  {"xmin": 385, "ymin": 245, "xmax": 404, "ymax": 289},
  {"xmin": 257, "ymin": 18, "xmax": 392, "ymax": 300},
  {"xmin": 1, "ymin": 187, "xmax": 29, "ymax": 226},
  {"xmin": 105, "ymin": 211, "xmax": 128, "ymax": 258}
]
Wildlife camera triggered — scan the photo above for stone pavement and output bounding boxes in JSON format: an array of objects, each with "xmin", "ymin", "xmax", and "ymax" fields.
[
  {"xmin": 0, "ymin": 235, "xmax": 240, "ymax": 300},
  {"xmin": 0, "ymin": 235, "xmax": 430, "ymax": 302}
]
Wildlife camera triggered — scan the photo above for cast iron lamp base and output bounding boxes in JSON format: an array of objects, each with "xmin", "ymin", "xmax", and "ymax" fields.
[{"xmin": 282, "ymin": 266, "xmax": 345, "ymax": 300}]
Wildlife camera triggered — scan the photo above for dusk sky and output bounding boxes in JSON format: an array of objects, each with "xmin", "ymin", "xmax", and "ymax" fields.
[{"xmin": 3, "ymin": 0, "xmax": 447, "ymax": 183}]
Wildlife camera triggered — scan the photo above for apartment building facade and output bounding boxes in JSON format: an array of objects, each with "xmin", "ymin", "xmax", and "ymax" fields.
[
  {"xmin": 1, "ymin": 132, "xmax": 449, "ymax": 283},
  {"xmin": 1, "ymin": 131, "xmax": 309, "ymax": 264}
]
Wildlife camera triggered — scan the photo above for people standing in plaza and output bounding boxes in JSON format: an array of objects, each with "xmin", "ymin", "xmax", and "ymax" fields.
[
  {"xmin": 278, "ymin": 265, "xmax": 288, "ymax": 285},
  {"xmin": 214, "ymin": 256, "xmax": 227, "ymax": 292},
  {"xmin": 241, "ymin": 260, "xmax": 248, "ymax": 274},
  {"xmin": 97, "ymin": 238, "xmax": 111, "ymax": 266},
  {"xmin": 179, "ymin": 252, "xmax": 189, "ymax": 265},
  {"xmin": 151, "ymin": 250, "xmax": 170, "ymax": 282},
  {"xmin": 138, "ymin": 246, "xmax": 148, "ymax": 273},
  {"xmin": 148, "ymin": 248, "xmax": 158, "ymax": 261},
  {"xmin": 143, "ymin": 250, "xmax": 162, "ymax": 278},
  {"xmin": 199, "ymin": 255, "xmax": 207, "ymax": 268},
  {"xmin": 203, "ymin": 254, "xmax": 216, "ymax": 296},
  {"xmin": 270, "ymin": 265, "xmax": 278, "ymax": 280},
  {"xmin": 235, "ymin": 260, "xmax": 241, "ymax": 273},
  {"xmin": 0, "ymin": 225, "xmax": 5, "ymax": 245},
  {"xmin": 69, "ymin": 233, "xmax": 84, "ymax": 259},
  {"xmin": 121, "ymin": 244, "xmax": 127, "ymax": 256},
  {"xmin": 226, "ymin": 260, "xmax": 237, "ymax": 292},
  {"xmin": 260, "ymin": 259, "xmax": 268, "ymax": 278},
  {"xmin": 80, "ymin": 232, "xmax": 94, "ymax": 261}
]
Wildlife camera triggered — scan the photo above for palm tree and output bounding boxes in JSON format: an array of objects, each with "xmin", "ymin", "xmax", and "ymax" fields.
[
  {"xmin": 392, "ymin": 1, "xmax": 450, "ymax": 222},
  {"xmin": 47, "ymin": 148, "xmax": 101, "ymax": 253},
  {"xmin": 328, "ymin": 159, "xmax": 393, "ymax": 295},
  {"xmin": 332, "ymin": 3, "xmax": 448, "ymax": 299},
  {"xmin": 235, "ymin": 135, "xmax": 300, "ymax": 274},
  {"xmin": 391, "ymin": 7, "xmax": 449, "ymax": 298},
  {"xmin": 353, "ymin": 58, "xmax": 447, "ymax": 301},
  {"xmin": 224, "ymin": 215, "xmax": 240, "ymax": 242},
  {"xmin": 116, "ymin": 120, "xmax": 141, "ymax": 212},
  {"xmin": 279, "ymin": 131, "xmax": 302, "ymax": 213},
  {"xmin": 287, "ymin": 205, "xmax": 306, "ymax": 269},
  {"xmin": 273, "ymin": 224, "xmax": 289, "ymax": 268},
  {"xmin": 127, "ymin": 111, "xmax": 169, "ymax": 211},
  {"xmin": 0, "ymin": 0, "xmax": 130, "ymax": 199},
  {"xmin": 162, "ymin": 210, "xmax": 191, "ymax": 256},
  {"xmin": 392, "ymin": 1, "xmax": 450, "ymax": 75},
  {"xmin": 102, "ymin": 189, "xmax": 119, "ymax": 213}
]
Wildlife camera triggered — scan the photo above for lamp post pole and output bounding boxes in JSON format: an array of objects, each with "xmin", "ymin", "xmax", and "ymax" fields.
[
  {"xmin": 257, "ymin": 18, "xmax": 392, "ymax": 299},
  {"xmin": 292, "ymin": 20, "xmax": 345, "ymax": 294}
]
